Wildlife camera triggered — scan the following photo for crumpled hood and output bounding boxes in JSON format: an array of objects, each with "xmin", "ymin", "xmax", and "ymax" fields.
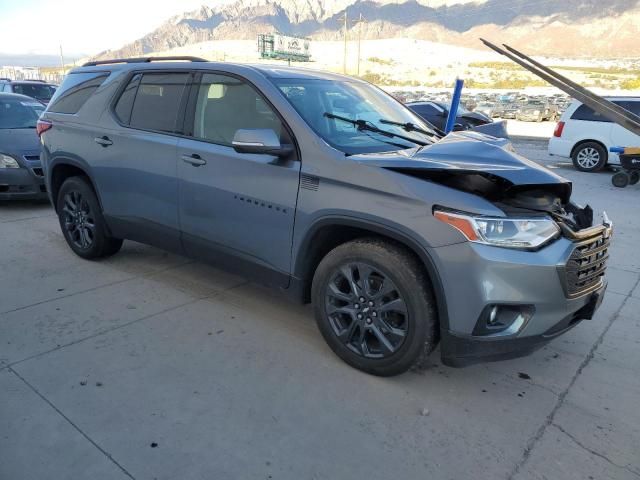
[
  {"xmin": 351, "ymin": 131, "xmax": 570, "ymax": 188},
  {"xmin": 0, "ymin": 128, "xmax": 40, "ymax": 156}
]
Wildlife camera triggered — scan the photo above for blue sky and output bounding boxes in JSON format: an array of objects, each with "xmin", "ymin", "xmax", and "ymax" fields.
[{"xmin": 0, "ymin": 0, "xmax": 225, "ymax": 58}]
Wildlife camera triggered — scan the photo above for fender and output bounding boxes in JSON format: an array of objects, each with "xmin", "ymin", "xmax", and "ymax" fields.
[
  {"xmin": 293, "ymin": 214, "xmax": 450, "ymax": 332},
  {"xmin": 47, "ymin": 152, "xmax": 105, "ymax": 213}
]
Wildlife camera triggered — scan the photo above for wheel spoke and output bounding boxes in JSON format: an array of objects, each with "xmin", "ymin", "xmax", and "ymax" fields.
[
  {"xmin": 337, "ymin": 320, "xmax": 359, "ymax": 344},
  {"xmin": 327, "ymin": 281, "xmax": 354, "ymax": 303},
  {"xmin": 356, "ymin": 264, "xmax": 375, "ymax": 296},
  {"xmin": 378, "ymin": 297, "xmax": 407, "ymax": 315},
  {"xmin": 377, "ymin": 317, "xmax": 407, "ymax": 343},
  {"xmin": 370, "ymin": 277, "xmax": 396, "ymax": 300},
  {"xmin": 370, "ymin": 324, "xmax": 396, "ymax": 354},
  {"xmin": 339, "ymin": 265, "xmax": 360, "ymax": 297}
]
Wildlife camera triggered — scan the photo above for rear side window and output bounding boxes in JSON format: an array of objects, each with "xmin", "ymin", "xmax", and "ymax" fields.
[
  {"xmin": 114, "ymin": 74, "xmax": 141, "ymax": 124},
  {"xmin": 570, "ymin": 100, "xmax": 639, "ymax": 123},
  {"xmin": 119, "ymin": 73, "xmax": 189, "ymax": 133},
  {"xmin": 617, "ymin": 101, "xmax": 640, "ymax": 117},
  {"xmin": 48, "ymin": 73, "xmax": 108, "ymax": 114}
]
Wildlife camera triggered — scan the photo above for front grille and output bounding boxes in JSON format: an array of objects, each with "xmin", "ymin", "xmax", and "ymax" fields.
[{"xmin": 562, "ymin": 232, "xmax": 610, "ymax": 297}]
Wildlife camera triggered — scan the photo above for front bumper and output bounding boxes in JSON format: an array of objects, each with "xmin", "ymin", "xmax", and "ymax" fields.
[
  {"xmin": 0, "ymin": 167, "xmax": 47, "ymax": 200},
  {"xmin": 440, "ymin": 283, "xmax": 606, "ymax": 367},
  {"xmin": 430, "ymin": 230, "xmax": 610, "ymax": 367}
]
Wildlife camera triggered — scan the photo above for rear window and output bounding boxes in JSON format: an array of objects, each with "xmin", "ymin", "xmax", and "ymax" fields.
[
  {"xmin": 12, "ymin": 83, "xmax": 57, "ymax": 101},
  {"xmin": 117, "ymin": 72, "xmax": 189, "ymax": 133},
  {"xmin": 48, "ymin": 72, "xmax": 108, "ymax": 114},
  {"xmin": 0, "ymin": 98, "xmax": 43, "ymax": 129}
]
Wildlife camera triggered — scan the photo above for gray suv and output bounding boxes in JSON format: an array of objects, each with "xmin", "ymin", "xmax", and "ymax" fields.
[{"xmin": 38, "ymin": 57, "xmax": 611, "ymax": 376}]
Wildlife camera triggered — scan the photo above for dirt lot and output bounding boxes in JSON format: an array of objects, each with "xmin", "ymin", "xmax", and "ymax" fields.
[{"xmin": 1, "ymin": 140, "xmax": 639, "ymax": 480}]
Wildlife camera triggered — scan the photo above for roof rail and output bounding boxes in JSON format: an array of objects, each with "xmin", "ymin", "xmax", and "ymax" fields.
[{"xmin": 82, "ymin": 56, "xmax": 208, "ymax": 67}]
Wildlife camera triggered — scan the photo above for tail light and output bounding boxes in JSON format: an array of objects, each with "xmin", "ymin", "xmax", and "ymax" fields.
[
  {"xmin": 36, "ymin": 119, "xmax": 52, "ymax": 137},
  {"xmin": 553, "ymin": 121, "xmax": 565, "ymax": 138}
]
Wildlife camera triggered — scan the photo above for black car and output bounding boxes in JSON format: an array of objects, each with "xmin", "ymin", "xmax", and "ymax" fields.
[
  {"xmin": 406, "ymin": 101, "xmax": 492, "ymax": 131},
  {"xmin": 0, "ymin": 79, "xmax": 57, "ymax": 106},
  {"xmin": 0, "ymin": 92, "xmax": 47, "ymax": 200}
]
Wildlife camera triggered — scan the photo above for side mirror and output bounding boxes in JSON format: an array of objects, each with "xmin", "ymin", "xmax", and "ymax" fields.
[{"xmin": 232, "ymin": 129, "xmax": 293, "ymax": 158}]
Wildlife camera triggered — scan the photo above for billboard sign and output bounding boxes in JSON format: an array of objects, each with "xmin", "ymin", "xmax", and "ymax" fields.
[{"xmin": 273, "ymin": 34, "xmax": 310, "ymax": 59}]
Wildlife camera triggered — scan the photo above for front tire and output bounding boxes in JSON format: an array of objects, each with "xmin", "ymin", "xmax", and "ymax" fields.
[
  {"xmin": 572, "ymin": 142, "xmax": 607, "ymax": 172},
  {"xmin": 57, "ymin": 176, "xmax": 123, "ymax": 259},
  {"xmin": 311, "ymin": 238, "xmax": 437, "ymax": 376}
]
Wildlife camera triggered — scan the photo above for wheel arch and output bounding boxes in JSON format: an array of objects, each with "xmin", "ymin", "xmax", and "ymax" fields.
[
  {"xmin": 49, "ymin": 158, "xmax": 103, "ymax": 213},
  {"xmin": 292, "ymin": 216, "xmax": 450, "ymax": 332}
]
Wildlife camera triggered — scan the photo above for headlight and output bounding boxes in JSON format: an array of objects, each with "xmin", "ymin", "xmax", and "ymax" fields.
[
  {"xmin": 434, "ymin": 209, "xmax": 560, "ymax": 249},
  {"xmin": 0, "ymin": 154, "xmax": 20, "ymax": 169}
]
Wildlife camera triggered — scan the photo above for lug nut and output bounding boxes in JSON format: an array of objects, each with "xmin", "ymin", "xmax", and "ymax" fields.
[
  {"xmin": 368, "ymin": 301, "xmax": 374, "ymax": 307},
  {"xmin": 366, "ymin": 317, "xmax": 372, "ymax": 324},
  {"xmin": 357, "ymin": 313, "xmax": 363, "ymax": 320},
  {"xmin": 354, "ymin": 303, "xmax": 360, "ymax": 309},
  {"xmin": 359, "ymin": 297, "xmax": 365, "ymax": 303},
  {"xmin": 372, "ymin": 311, "xmax": 377, "ymax": 317}
]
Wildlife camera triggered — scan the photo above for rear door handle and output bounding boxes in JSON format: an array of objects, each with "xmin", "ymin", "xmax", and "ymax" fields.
[
  {"xmin": 181, "ymin": 154, "xmax": 206, "ymax": 167},
  {"xmin": 94, "ymin": 136, "xmax": 113, "ymax": 147}
]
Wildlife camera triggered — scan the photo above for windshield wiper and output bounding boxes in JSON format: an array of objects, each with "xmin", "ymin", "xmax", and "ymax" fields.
[
  {"xmin": 378, "ymin": 118, "xmax": 445, "ymax": 138},
  {"xmin": 324, "ymin": 112, "xmax": 430, "ymax": 147}
]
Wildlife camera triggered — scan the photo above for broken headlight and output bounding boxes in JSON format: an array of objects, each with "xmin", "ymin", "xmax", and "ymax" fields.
[{"xmin": 433, "ymin": 209, "xmax": 560, "ymax": 249}]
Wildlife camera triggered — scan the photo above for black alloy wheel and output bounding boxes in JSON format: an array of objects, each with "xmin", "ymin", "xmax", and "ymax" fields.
[
  {"xmin": 61, "ymin": 190, "xmax": 96, "ymax": 250},
  {"xmin": 325, "ymin": 262, "xmax": 408, "ymax": 358}
]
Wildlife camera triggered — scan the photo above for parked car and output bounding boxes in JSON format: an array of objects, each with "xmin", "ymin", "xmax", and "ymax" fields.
[
  {"xmin": 39, "ymin": 58, "xmax": 610, "ymax": 376},
  {"xmin": 516, "ymin": 100, "xmax": 559, "ymax": 122},
  {"xmin": 406, "ymin": 101, "xmax": 492, "ymax": 131},
  {"xmin": 474, "ymin": 102, "xmax": 498, "ymax": 118},
  {"xmin": 0, "ymin": 92, "xmax": 47, "ymax": 200},
  {"xmin": 549, "ymin": 97, "xmax": 640, "ymax": 172},
  {"xmin": 0, "ymin": 79, "xmax": 57, "ymax": 105}
]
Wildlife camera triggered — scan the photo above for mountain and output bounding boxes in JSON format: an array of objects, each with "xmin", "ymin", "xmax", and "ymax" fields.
[{"xmin": 93, "ymin": 0, "xmax": 640, "ymax": 59}]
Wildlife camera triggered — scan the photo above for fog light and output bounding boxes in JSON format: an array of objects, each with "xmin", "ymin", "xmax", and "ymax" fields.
[{"xmin": 473, "ymin": 305, "xmax": 535, "ymax": 337}]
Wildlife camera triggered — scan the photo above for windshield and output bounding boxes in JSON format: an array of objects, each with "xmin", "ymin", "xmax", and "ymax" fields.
[
  {"xmin": 0, "ymin": 98, "xmax": 43, "ymax": 129},
  {"xmin": 12, "ymin": 83, "xmax": 57, "ymax": 101},
  {"xmin": 273, "ymin": 78, "xmax": 436, "ymax": 155}
]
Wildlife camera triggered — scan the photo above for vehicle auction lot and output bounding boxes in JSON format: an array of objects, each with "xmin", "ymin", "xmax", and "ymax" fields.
[{"xmin": 1, "ymin": 140, "xmax": 639, "ymax": 480}]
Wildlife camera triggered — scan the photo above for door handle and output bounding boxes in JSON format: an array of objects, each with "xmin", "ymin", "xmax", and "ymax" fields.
[
  {"xmin": 94, "ymin": 136, "xmax": 113, "ymax": 147},
  {"xmin": 181, "ymin": 154, "xmax": 206, "ymax": 167}
]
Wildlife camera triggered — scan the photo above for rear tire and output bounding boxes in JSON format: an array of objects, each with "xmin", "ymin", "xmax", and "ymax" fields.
[
  {"xmin": 311, "ymin": 238, "xmax": 438, "ymax": 377},
  {"xmin": 572, "ymin": 142, "xmax": 607, "ymax": 172},
  {"xmin": 57, "ymin": 176, "xmax": 123, "ymax": 259},
  {"xmin": 629, "ymin": 171, "xmax": 640, "ymax": 185}
]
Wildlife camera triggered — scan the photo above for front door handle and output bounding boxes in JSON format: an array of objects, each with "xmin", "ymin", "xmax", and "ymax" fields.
[
  {"xmin": 94, "ymin": 136, "xmax": 113, "ymax": 147},
  {"xmin": 181, "ymin": 154, "xmax": 206, "ymax": 167}
]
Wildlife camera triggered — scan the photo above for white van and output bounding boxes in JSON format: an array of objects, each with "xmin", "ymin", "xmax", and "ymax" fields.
[{"xmin": 548, "ymin": 97, "xmax": 640, "ymax": 172}]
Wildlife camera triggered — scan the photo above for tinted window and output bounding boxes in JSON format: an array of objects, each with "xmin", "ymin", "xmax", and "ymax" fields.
[
  {"xmin": 12, "ymin": 83, "xmax": 57, "ymax": 101},
  {"xmin": 49, "ymin": 73, "xmax": 107, "ymax": 114},
  {"xmin": 0, "ymin": 97, "xmax": 43, "ymax": 129},
  {"xmin": 128, "ymin": 73, "xmax": 189, "ymax": 133},
  {"xmin": 192, "ymin": 73, "xmax": 282, "ymax": 145},
  {"xmin": 617, "ymin": 101, "xmax": 640, "ymax": 116},
  {"xmin": 114, "ymin": 74, "xmax": 141, "ymax": 124},
  {"xmin": 570, "ymin": 100, "xmax": 636, "ymax": 122}
]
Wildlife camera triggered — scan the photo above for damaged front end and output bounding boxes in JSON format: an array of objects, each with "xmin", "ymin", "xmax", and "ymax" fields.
[{"xmin": 354, "ymin": 131, "xmax": 606, "ymax": 235}]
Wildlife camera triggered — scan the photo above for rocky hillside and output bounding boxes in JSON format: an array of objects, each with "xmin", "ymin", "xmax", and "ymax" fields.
[{"xmin": 94, "ymin": 0, "xmax": 640, "ymax": 59}]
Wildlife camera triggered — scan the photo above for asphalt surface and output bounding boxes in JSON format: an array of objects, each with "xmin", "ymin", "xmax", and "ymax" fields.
[{"xmin": 1, "ymin": 139, "xmax": 639, "ymax": 480}]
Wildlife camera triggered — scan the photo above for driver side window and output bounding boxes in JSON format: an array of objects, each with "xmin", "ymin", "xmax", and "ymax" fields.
[{"xmin": 193, "ymin": 73, "xmax": 283, "ymax": 146}]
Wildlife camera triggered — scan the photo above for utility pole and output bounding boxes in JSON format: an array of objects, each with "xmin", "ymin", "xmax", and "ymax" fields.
[
  {"xmin": 59, "ymin": 45, "xmax": 66, "ymax": 76},
  {"xmin": 354, "ymin": 13, "xmax": 365, "ymax": 77},
  {"xmin": 341, "ymin": 11, "xmax": 348, "ymax": 74}
]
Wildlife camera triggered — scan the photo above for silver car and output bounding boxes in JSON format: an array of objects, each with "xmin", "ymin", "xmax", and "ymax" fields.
[{"xmin": 38, "ymin": 57, "xmax": 611, "ymax": 376}]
